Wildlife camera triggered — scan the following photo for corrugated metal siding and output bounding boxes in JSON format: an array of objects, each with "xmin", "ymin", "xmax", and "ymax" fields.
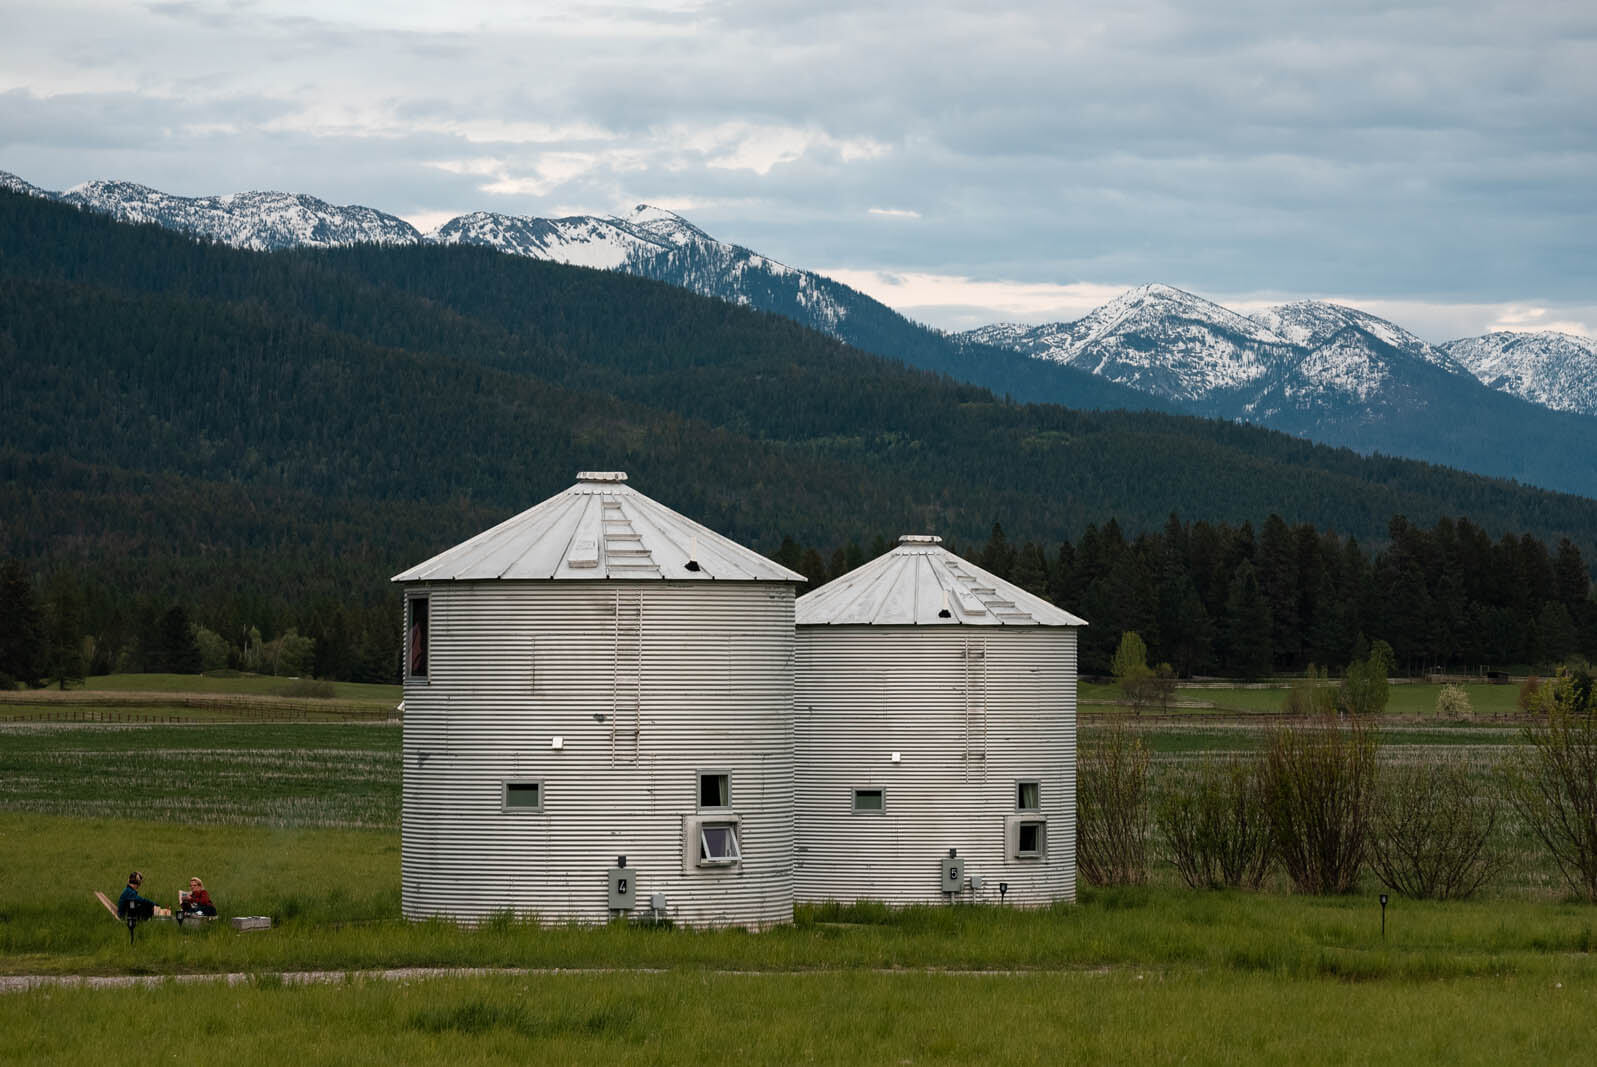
[
  {"xmin": 794, "ymin": 627, "xmax": 1077, "ymax": 907},
  {"xmin": 402, "ymin": 581, "xmax": 796, "ymax": 928}
]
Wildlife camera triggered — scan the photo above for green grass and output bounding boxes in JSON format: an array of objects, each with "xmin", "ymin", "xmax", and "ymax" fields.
[
  {"xmin": 0, "ymin": 715, "xmax": 1589, "ymax": 1063},
  {"xmin": 7, "ymin": 969, "xmax": 1597, "ymax": 1065},
  {"xmin": 82, "ymin": 673, "xmax": 400, "ymax": 702},
  {"xmin": 1083, "ymin": 680, "xmax": 1525, "ymax": 718},
  {"xmin": 0, "ymin": 725, "xmax": 399, "ymax": 826}
]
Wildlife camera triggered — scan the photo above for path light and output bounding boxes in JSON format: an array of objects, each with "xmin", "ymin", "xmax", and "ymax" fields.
[{"xmin": 1380, "ymin": 893, "xmax": 1389, "ymax": 941}]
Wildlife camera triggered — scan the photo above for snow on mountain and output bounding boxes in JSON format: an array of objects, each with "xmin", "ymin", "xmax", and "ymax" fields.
[
  {"xmin": 57, "ymin": 180, "xmax": 421, "ymax": 251},
  {"xmin": 1444, "ymin": 331, "xmax": 1597, "ymax": 418},
  {"xmin": 429, "ymin": 211, "xmax": 664, "ymax": 268},
  {"xmin": 958, "ymin": 284, "xmax": 1298, "ymax": 405},
  {"xmin": 1252, "ymin": 301, "xmax": 1468, "ymax": 376},
  {"xmin": 1, "ymin": 169, "xmax": 53, "ymax": 199}
]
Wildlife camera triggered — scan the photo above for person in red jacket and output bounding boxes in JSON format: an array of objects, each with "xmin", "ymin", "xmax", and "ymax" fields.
[{"xmin": 179, "ymin": 877, "xmax": 216, "ymax": 917}]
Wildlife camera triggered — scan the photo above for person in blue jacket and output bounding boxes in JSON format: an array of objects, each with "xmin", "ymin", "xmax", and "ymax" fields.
[{"xmin": 117, "ymin": 871, "xmax": 158, "ymax": 921}]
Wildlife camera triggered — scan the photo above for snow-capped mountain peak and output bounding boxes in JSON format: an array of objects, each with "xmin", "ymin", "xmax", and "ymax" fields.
[
  {"xmin": 1251, "ymin": 300, "xmax": 1468, "ymax": 376},
  {"xmin": 54, "ymin": 179, "xmax": 421, "ymax": 250},
  {"xmin": 1443, "ymin": 331, "xmax": 1597, "ymax": 417}
]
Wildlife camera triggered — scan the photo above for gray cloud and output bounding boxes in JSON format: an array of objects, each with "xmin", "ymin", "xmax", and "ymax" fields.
[{"xmin": 3, "ymin": 0, "xmax": 1593, "ymax": 331}]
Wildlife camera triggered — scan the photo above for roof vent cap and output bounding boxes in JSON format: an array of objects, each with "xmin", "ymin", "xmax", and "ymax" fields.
[
  {"xmin": 576, "ymin": 471, "xmax": 628, "ymax": 483},
  {"xmin": 897, "ymin": 534, "xmax": 943, "ymax": 544}
]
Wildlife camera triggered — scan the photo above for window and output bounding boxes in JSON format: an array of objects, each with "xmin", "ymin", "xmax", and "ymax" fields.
[
  {"xmin": 502, "ymin": 780, "xmax": 542, "ymax": 812},
  {"xmin": 407, "ymin": 597, "xmax": 429, "ymax": 679},
  {"xmin": 698, "ymin": 771, "xmax": 730, "ymax": 808},
  {"xmin": 1017, "ymin": 780, "xmax": 1041, "ymax": 811},
  {"xmin": 1017, "ymin": 821, "xmax": 1044, "ymax": 857},
  {"xmin": 853, "ymin": 788, "xmax": 885, "ymax": 813},
  {"xmin": 698, "ymin": 822, "xmax": 741, "ymax": 866}
]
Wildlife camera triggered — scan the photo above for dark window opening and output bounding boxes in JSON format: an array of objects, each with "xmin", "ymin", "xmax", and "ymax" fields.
[
  {"xmin": 505, "ymin": 782, "xmax": 541, "ymax": 810},
  {"xmin": 699, "ymin": 772, "xmax": 730, "ymax": 808},
  {"xmin": 853, "ymin": 788, "xmax": 885, "ymax": 812},
  {"xmin": 1018, "ymin": 822, "xmax": 1043, "ymax": 857},
  {"xmin": 408, "ymin": 597, "xmax": 429, "ymax": 678}
]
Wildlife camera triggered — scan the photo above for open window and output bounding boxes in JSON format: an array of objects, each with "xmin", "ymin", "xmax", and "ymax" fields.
[
  {"xmin": 406, "ymin": 596, "xmax": 429, "ymax": 679},
  {"xmin": 852, "ymin": 788, "xmax": 885, "ymax": 813},
  {"xmin": 502, "ymin": 780, "xmax": 543, "ymax": 813},
  {"xmin": 698, "ymin": 822, "xmax": 741, "ymax": 865}
]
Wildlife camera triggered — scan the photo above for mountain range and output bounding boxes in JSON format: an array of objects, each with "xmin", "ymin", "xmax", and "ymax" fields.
[{"xmin": 5, "ymin": 168, "xmax": 1595, "ymax": 497}]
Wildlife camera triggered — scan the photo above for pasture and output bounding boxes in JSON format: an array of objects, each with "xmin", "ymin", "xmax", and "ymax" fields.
[{"xmin": 4, "ymin": 686, "xmax": 1597, "ymax": 1063}]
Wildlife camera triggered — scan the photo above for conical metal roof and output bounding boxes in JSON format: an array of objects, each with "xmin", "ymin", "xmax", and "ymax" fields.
[
  {"xmin": 392, "ymin": 472, "xmax": 805, "ymax": 583},
  {"xmin": 796, "ymin": 535, "xmax": 1087, "ymax": 627}
]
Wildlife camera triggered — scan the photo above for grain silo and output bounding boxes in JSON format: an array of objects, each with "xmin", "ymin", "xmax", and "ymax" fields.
[
  {"xmin": 794, "ymin": 535, "xmax": 1085, "ymax": 907},
  {"xmin": 392, "ymin": 472, "xmax": 804, "ymax": 929}
]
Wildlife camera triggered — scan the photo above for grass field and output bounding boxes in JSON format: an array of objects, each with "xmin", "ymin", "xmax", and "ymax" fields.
[
  {"xmin": 80, "ymin": 673, "xmax": 402, "ymax": 703},
  {"xmin": 1081, "ymin": 679, "xmax": 1525, "ymax": 718},
  {"xmin": 2, "ymin": 707, "xmax": 1591, "ymax": 1063}
]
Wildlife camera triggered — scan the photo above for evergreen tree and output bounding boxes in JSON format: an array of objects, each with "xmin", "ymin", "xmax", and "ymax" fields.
[
  {"xmin": 1222, "ymin": 561, "xmax": 1274, "ymax": 680},
  {"xmin": 0, "ymin": 560, "xmax": 46, "ymax": 687}
]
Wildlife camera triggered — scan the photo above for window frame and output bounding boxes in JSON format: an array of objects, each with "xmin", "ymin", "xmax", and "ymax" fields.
[
  {"xmin": 405, "ymin": 594, "xmax": 430, "ymax": 682},
  {"xmin": 852, "ymin": 787, "xmax": 886, "ymax": 814},
  {"xmin": 696, "ymin": 769, "xmax": 732, "ymax": 810},
  {"xmin": 1016, "ymin": 779, "xmax": 1042, "ymax": 812},
  {"xmin": 501, "ymin": 779, "xmax": 544, "ymax": 813},
  {"xmin": 1016, "ymin": 820, "xmax": 1044, "ymax": 858},
  {"xmin": 697, "ymin": 820, "xmax": 742, "ymax": 866}
]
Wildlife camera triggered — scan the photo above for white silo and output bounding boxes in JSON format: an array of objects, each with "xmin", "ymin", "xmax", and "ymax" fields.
[
  {"xmin": 794, "ymin": 535, "xmax": 1085, "ymax": 907},
  {"xmin": 392, "ymin": 471, "xmax": 804, "ymax": 929}
]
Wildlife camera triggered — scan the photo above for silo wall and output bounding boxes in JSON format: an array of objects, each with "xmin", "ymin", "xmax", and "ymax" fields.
[
  {"xmin": 794, "ymin": 626, "xmax": 1076, "ymax": 906},
  {"xmin": 402, "ymin": 579, "xmax": 795, "ymax": 928}
]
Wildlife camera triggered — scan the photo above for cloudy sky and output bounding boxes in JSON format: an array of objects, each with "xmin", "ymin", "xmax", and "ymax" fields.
[{"xmin": 4, "ymin": 0, "xmax": 1594, "ymax": 340}]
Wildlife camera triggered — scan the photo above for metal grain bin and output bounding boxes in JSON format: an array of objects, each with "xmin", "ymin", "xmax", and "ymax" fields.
[
  {"xmin": 392, "ymin": 472, "xmax": 803, "ymax": 928},
  {"xmin": 794, "ymin": 535, "xmax": 1086, "ymax": 907}
]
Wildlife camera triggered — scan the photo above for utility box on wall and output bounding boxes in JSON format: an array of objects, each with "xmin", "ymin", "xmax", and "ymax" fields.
[
  {"xmin": 940, "ymin": 852, "xmax": 965, "ymax": 894},
  {"xmin": 608, "ymin": 864, "xmax": 637, "ymax": 910}
]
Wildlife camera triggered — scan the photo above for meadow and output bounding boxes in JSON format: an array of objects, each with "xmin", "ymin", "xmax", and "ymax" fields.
[{"xmin": 5, "ymin": 682, "xmax": 1597, "ymax": 1063}]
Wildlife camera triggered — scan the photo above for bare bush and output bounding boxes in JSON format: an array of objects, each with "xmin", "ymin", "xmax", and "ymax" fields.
[
  {"xmin": 1259, "ymin": 715, "xmax": 1378, "ymax": 894},
  {"xmin": 1157, "ymin": 756, "xmax": 1272, "ymax": 889},
  {"xmin": 1370, "ymin": 756, "xmax": 1502, "ymax": 899},
  {"xmin": 1078, "ymin": 724, "xmax": 1151, "ymax": 886},
  {"xmin": 1504, "ymin": 668, "xmax": 1597, "ymax": 901},
  {"xmin": 1282, "ymin": 664, "xmax": 1335, "ymax": 717}
]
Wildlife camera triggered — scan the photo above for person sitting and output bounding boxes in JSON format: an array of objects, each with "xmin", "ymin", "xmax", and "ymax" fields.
[
  {"xmin": 117, "ymin": 871, "xmax": 159, "ymax": 921},
  {"xmin": 180, "ymin": 877, "xmax": 217, "ymax": 917}
]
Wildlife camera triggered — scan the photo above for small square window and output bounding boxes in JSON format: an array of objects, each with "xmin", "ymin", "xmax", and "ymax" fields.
[
  {"xmin": 698, "ymin": 772, "xmax": 730, "ymax": 808},
  {"xmin": 407, "ymin": 597, "xmax": 429, "ymax": 679},
  {"xmin": 699, "ymin": 822, "xmax": 741, "ymax": 865},
  {"xmin": 1017, "ymin": 821, "xmax": 1044, "ymax": 858},
  {"xmin": 503, "ymin": 780, "xmax": 542, "ymax": 811},
  {"xmin": 1017, "ymin": 780, "xmax": 1041, "ymax": 811},
  {"xmin": 853, "ymin": 788, "xmax": 885, "ymax": 813}
]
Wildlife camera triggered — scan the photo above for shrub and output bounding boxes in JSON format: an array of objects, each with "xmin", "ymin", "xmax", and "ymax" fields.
[
  {"xmin": 1504, "ymin": 668, "xmax": 1597, "ymax": 901},
  {"xmin": 1283, "ymin": 664, "xmax": 1335, "ymax": 717},
  {"xmin": 1259, "ymin": 715, "xmax": 1378, "ymax": 894},
  {"xmin": 1436, "ymin": 684, "xmax": 1473, "ymax": 719},
  {"xmin": 1078, "ymin": 724, "xmax": 1151, "ymax": 886},
  {"xmin": 1339, "ymin": 640, "xmax": 1394, "ymax": 716},
  {"xmin": 1157, "ymin": 756, "xmax": 1272, "ymax": 889},
  {"xmin": 1519, "ymin": 675, "xmax": 1545, "ymax": 714},
  {"xmin": 1370, "ymin": 757, "xmax": 1502, "ymax": 899}
]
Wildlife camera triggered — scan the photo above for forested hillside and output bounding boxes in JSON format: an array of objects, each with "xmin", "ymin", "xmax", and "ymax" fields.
[{"xmin": 2, "ymin": 189, "xmax": 1594, "ymax": 681}]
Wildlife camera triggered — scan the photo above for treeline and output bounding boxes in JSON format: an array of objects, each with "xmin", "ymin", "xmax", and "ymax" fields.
[{"xmin": 778, "ymin": 513, "xmax": 1597, "ymax": 677}]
